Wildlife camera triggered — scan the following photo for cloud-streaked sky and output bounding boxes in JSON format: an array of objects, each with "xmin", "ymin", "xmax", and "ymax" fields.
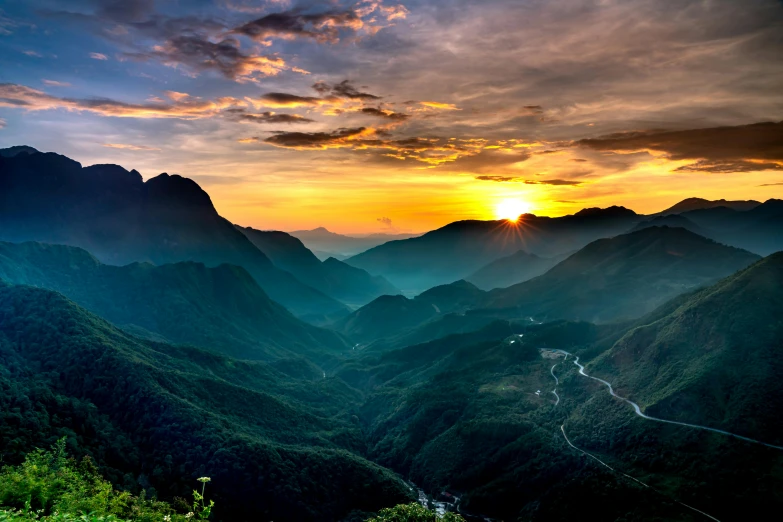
[{"xmin": 1, "ymin": 0, "xmax": 782, "ymax": 233}]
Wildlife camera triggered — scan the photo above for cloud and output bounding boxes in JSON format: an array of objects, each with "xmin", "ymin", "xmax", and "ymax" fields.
[
  {"xmin": 103, "ymin": 143, "xmax": 160, "ymax": 151},
  {"xmin": 475, "ymin": 175, "xmax": 582, "ymax": 186},
  {"xmin": 674, "ymin": 160, "xmax": 783, "ymax": 173},
  {"xmin": 42, "ymin": 80, "xmax": 71, "ymax": 87},
  {"xmin": 232, "ymin": 9, "xmax": 365, "ymax": 44},
  {"xmin": 0, "ymin": 83, "xmax": 286, "ymax": 124},
  {"xmin": 360, "ymin": 107, "xmax": 409, "ymax": 120},
  {"xmin": 377, "ymin": 216, "xmax": 394, "ymax": 228},
  {"xmin": 122, "ymin": 35, "xmax": 305, "ymax": 82},
  {"xmin": 23, "ymin": 50, "xmax": 43, "ymax": 57},
  {"xmin": 577, "ymin": 121, "xmax": 783, "ymax": 173},
  {"xmin": 419, "ymin": 101, "xmax": 460, "ymax": 111},
  {"xmin": 0, "ymin": 118, "xmax": 6, "ymax": 129},
  {"xmin": 758, "ymin": 182, "xmax": 783, "ymax": 187},
  {"xmin": 262, "ymin": 126, "xmax": 372, "ymax": 148},
  {"xmin": 313, "ymin": 80, "xmax": 380, "ymax": 100},
  {"xmin": 250, "ymin": 126, "xmax": 508, "ymax": 165},
  {"xmin": 89, "ymin": 52, "xmax": 109, "ymax": 60},
  {"xmin": 250, "ymin": 81, "xmax": 385, "ymax": 116},
  {"xmin": 228, "ymin": 109, "xmax": 314, "ymax": 124},
  {"xmin": 255, "ymin": 92, "xmax": 329, "ymax": 108}
]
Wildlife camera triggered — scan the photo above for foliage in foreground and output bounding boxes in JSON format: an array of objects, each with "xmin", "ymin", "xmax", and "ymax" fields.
[
  {"xmin": 0, "ymin": 440, "xmax": 211, "ymax": 522},
  {"xmin": 365, "ymin": 503, "xmax": 465, "ymax": 522}
]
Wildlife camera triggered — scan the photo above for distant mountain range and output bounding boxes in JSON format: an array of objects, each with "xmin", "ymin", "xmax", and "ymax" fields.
[
  {"xmin": 238, "ymin": 226, "xmax": 400, "ymax": 307},
  {"xmin": 480, "ymin": 226, "xmax": 760, "ymax": 322},
  {"xmin": 0, "ymin": 146, "xmax": 346, "ymax": 319},
  {"xmin": 345, "ymin": 206, "xmax": 640, "ymax": 293},
  {"xmin": 332, "ymin": 226, "xmax": 761, "ymax": 345},
  {"xmin": 333, "ymin": 279, "xmax": 485, "ymax": 343},
  {"xmin": 678, "ymin": 199, "xmax": 783, "ymax": 255},
  {"xmin": 466, "ymin": 250, "xmax": 566, "ymax": 290},
  {"xmin": 655, "ymin": 196, "xmax": 762, "ymax": 215},
  {"xmin": 289, "ymin": 227, "xmax": 419, "ymax": 257}
]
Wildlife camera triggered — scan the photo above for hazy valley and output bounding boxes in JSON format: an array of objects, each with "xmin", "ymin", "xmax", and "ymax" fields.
[{"xmin": 1, "ymin": 145, "xmax": 782, "ymax": 521}]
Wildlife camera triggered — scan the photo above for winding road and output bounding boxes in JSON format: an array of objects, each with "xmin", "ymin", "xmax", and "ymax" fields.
[
  {"xmin": 550, "ymin": 363, "xmax": 560, "ymax": 406},
  {"xmin": 560, "ymin": 424, "xmax": 722, "ymax": 522},
  {"xmin": 553, "ymin": 349, "xmax": 783, "ymax": 451}
]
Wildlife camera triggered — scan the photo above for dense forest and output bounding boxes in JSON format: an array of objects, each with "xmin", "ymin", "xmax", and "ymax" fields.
[{"xmin": 0, "ymin": 282, "xmax": 412, "ymax": 521}]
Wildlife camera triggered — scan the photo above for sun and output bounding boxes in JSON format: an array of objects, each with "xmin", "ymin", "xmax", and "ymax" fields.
[{"xmin": 495, "ymin": 198, "xmax": 531, "ymax": 222}]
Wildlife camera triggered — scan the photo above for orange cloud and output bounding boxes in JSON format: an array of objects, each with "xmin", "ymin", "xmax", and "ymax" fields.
[
  {"xmin": 244, "ymin": 126, "xmax": 503, "ymax": 165},
  {"xmin": 0, "ymin": 83, "xmax": 269, "ymax": 121},
  {"xmin": 103, "ymin": 143, "xmax": 160, "ymax": 151},
  {"xmin": 419, "ymin": 101, "xmax": 461, "ymax": 111}
]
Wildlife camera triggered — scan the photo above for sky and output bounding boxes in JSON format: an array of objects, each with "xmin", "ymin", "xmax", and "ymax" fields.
[{"xmin": 1, "ymin": 0, "xmax": 782, "ymax": 234}]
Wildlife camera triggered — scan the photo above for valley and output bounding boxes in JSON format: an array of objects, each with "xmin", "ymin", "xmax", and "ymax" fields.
[{"xmin": 1, "ymin": 146, "xmax": 782, "ymax": 521}]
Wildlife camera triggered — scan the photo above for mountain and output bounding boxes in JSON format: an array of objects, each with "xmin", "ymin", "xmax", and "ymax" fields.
[
  {"xmin": 0, "ymin": 282, "xmax": 413, "ymax": 521},
  {"xmin": 466, "ymin": 250, "xmax": 563, "ymax": 290},
  {"xmin": 679, "ymin": 199, "xmax": 783, "ymax": 255},
  {"xmin": 0, "ymin": 241, "xmax": 349, "ymax": 364},
  {"xmin": 589, "ymin": 252, "xmax": 783, "ymax": 442},
  {"xmin": 630, "ymin": 214, "xmax": 707, "ymax": 236},
  {"xmin": 480, "ymin": 226, "xmax": 761, "ymax": 323},
  {"xmin": 345, "ymin": 207, "xmax": 640, "ymax": 293},
  {"xmin": 289, "ymin": 227, "xmax": 419, "ymax": 257},
  {"xmin": 0, "ymin": 148, "xmax": 346, "ymax": 319},
  {"xmin": 333, "ymin": 259, "xmax": 783, "ymax": 520},
  {"xmin": 656, "ymin": 197, "xmax": 761, "ymax": 215},
  {"xmin": 0, "ymin": 145, "xmax": 39, "ymax": 158},
  {"xmin": 237, "ymin": 226, "xmax": 400, "ymax": 307},
  {"xmin": 332, "ymin": 280, "xmax": 485, "ymax": 344}
]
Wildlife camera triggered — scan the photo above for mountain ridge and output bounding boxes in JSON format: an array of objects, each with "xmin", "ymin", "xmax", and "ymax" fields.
[{"xmin": 0, "ymin": 148, "xmax": 346, "ymax": 318}]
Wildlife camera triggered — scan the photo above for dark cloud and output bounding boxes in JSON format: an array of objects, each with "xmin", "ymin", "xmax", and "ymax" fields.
[
  {"xmin": 377, "ymin": 216, "xmax": 393, "ymax": 227},
  {"xmin": 226, "ymin": 109, "xmax": 314, "ymax": 124},
  {"xmin": 232, "ymin": 10, "xmax": 364, "ymax": 44},
  {"xmin": 319, "ymin": 80, "xmax": 381, "ymax": 100},
  {"xmin": 475, "ymin": 175, "xmax": 516, "ymax": 182},
  {"xmin": 674, "ymin": 160, "xmax": 783, "ymax": 173},
  {"xmin": 310, "ymin": 80, "xmax": 380, "ymax": 102},
  {"xmin": 264, "ymin": 127, "xmax": 369, "ymax": 148},
  {"xmin": 578, "ymin": 121, "xmax": 783, "ymax": 173},
  {"xmin": 758, "ymin": 182, "xmax": 783, "ymax": 187},
  {"xmin": 245, "ymin": 125, "xmax": 489, "ymax": 165},
  {"xmin": 122, "ymin": 35, "xmax": 293, "ymax": 81},
  {"xmin": 258, "ymin": 92, "xmax": 326, "ymax": 107},
  {"xmin": 526, "ymin": 179, "xmax": 582, "ymax": 186},
  {"xmin": 474, "ymin": 175, "xmax": 582, "ymax": 186},
  {"xmin": 360, "ymin": 107, "xmax": 409, "ymax": 120}
]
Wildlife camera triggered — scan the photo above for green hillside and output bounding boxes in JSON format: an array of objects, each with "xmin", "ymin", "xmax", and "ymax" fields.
[
  {"xmin": 0, "ymin": 241, "xmax": 349, "ymax": 364},
  {"xmin": 0, "ymin": 282, "xmax": 412, "ymax": 521},
  {"xmin": 482, "ymin": 226, "xmax": 761, "ymax": 323},
  {"xmin": 588, "ymin": 251, "xmax": 783, "ymax": 442}
]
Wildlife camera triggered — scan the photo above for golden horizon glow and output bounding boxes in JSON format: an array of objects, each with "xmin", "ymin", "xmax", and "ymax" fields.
[{"xmin": 495, "ymin": 198, "xmax": 532, "ymax": 222}]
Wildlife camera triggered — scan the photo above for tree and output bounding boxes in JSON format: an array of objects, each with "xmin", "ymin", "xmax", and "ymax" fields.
[{"xmin": 365, "ymin": 503, "xmax": 465, "ymax": 522}]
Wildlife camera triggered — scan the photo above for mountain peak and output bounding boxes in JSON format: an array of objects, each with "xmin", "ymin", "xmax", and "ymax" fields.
[
  {"xmin": 658, "ymin": 197, "xmax": 761, "ymax": 215},
  {"xmin": 145, "ymin": 172, "xmax": 214, "ymax": 209},
  {"xmin": 0, "ymin": 145, "xmax": 39, "ymax": 158},
  {"xmin": 573, "ymin": 205, "xmax": 636, "ymax": 218}
]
